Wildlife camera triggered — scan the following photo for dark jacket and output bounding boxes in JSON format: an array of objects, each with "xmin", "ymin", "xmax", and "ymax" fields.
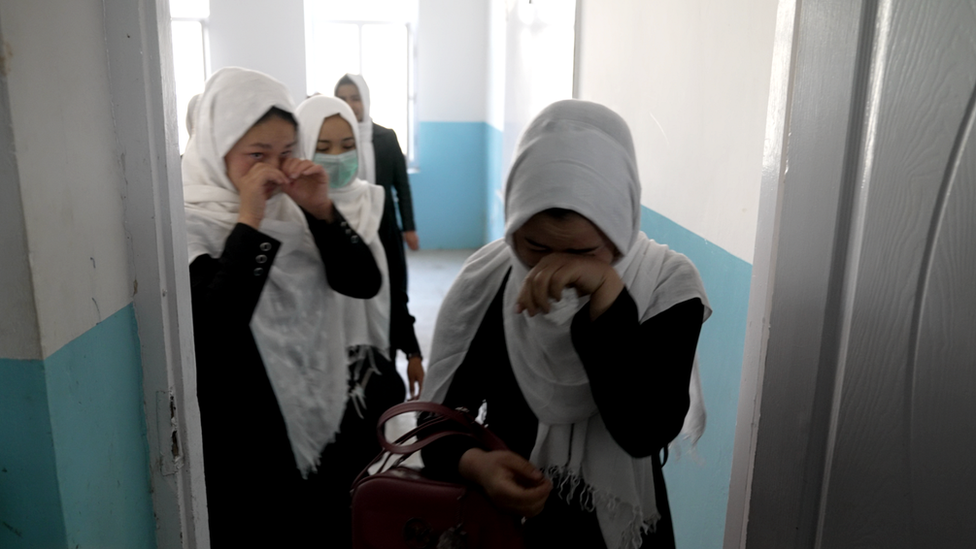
[{"xmin": 373, "ymin": 123, "xmax": 415, "ymax": 233}]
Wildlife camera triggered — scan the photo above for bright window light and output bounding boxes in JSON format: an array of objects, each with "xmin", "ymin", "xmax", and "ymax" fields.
[
  {"xmin": 169, "ymin": 0, "xmax": 209, "ymax": 153},
  {"xmin": 362, "ymin": 23, "xmax": 408, "ymax": 151},
  {"xmin": 170, "ymin": 0, "xmax": 209, "ymax": 20},
  {"xmin": 304, "ymin": 0, "xmax": 417, "ymax": 160}
]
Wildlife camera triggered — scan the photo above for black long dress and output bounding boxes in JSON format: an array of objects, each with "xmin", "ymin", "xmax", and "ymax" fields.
[
  {"xmin": 422, "ymin": 273, "xmax": 704, "ymax": 549},
  {"xmin": 373, "ymin": 123, "xmax": 414, "ymax": 295},
  {"xmin": 310, "ymin": 198, "xmax": 424, "ymax": 548},
  {"xmin": 190, "ymin": 209, "xmax": 379, "ymax": 548}
]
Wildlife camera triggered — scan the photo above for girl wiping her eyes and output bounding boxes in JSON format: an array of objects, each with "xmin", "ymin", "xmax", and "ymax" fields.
[
  {"xmin": 420, "ymin": 100, "xmax": 711, "ymax": 549},
  {"xmin": 183, "ymin": 68, "xmax": 380, "ymax": 547}
]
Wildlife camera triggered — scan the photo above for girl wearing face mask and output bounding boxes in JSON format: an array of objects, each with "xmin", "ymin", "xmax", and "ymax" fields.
[
  {"xmin": 183, "ymin": 68, "xmax": 380, "ymax": 547},
  {"xmin": 420, "ymin": 100, "xmax": 711, "ymax": 549},
  {"xmin": 295, "ymin": 95, "xmax": 426, "ymax": 544}
]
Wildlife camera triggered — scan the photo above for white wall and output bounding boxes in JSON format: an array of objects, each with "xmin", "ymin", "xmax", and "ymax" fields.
[
  {"xmin": 416, "ymin": 0, "xmax": 489, "ymax": 122},
  {"xmin": 0, "ymin": 75, "xmax": 40, "ymax": 360},
  {"xmin": 501, "ymin": 0, "xmax": 576, "ymax": 174},
  {"xmin": 208, "ymin": 0, "xmax": 308, "ymax": 105},
  {"xmin": 0, "ymin": 0, "xmax": 134, "ymax": 358},
  {"xmin": 577, "ymin": 0, "xmax": 779, "ymax": 263},
  {"xmin": 486, "ymin": 0, "xmax": 506, "ymax": 131}
]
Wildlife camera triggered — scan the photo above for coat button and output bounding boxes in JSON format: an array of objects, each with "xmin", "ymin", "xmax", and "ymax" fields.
[
  {"xmin": 259, "ymin": 242, "xmax": 272, "ymax": 251},
  {"xmin": 256, "ymin": 254, "xmax": 267, "ymax": 264},
  {"xmin": 253, "ymin": 267, "xmax": 264, "ymax": 277},
  {"xmin": 351, "ymin": 235, "xmax": 360, "ymax": 244}
]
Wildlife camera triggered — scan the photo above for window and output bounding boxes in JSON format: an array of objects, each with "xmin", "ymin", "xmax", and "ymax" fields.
[
  {"xmin": 169, "ymin": 0, "xmax": 211, "ymax": 153},
  {"xmin": 304, "ymin": 0, "xmax": 417, "ymax": 164}
]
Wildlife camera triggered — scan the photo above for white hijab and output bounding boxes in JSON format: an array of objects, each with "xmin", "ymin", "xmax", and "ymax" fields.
[
  {"xmin": 336, "ymin": 73, "xmax": 376, "ymax": 185},
  {"xmin": 183, "ymin": 67, "xmax": 349, "ymax": 476},
  {"xmin": 421, "ymin": 100, "xmax": 711, "ymax": 549},
  {"xmin": 295, "ymin": 95, "xmax": 390, "ymax": 358}
]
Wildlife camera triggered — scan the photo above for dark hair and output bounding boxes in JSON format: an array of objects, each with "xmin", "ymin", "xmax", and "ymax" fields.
[
  {"xmin": 255, "ymin": 106, "xmax": 297, "ymax": 128},
  {"xmin": 334, "ymin": 75, "xmax": 358, "ymax": 95},
  {"xmin": 538, "ymin": 207, "xmax": 582, "ymax": 220}
]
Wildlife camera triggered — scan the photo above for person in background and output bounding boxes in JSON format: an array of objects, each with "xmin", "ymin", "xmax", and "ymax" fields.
[
  {"xmin": 420, "ymin": 100, "xmax": 711, "ymax": 549},
  {"xmin": 295, "ymin": 93, "xmax": 425, "ymax": 548},
  {"xmin": 335, "ymin": 73, "xmax": 419, "ymax": 252},
  {"xmin": 183, "ymin": 67, "xmax": 380, "ymax": 547}
]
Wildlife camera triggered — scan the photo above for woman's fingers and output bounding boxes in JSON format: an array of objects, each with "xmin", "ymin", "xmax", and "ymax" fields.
[
  {"xmin": 463, "ymin": 450, "xmax": 552, "ymax": 517},
  {"xmin": 515, "ymin": 253, "xmax": 618, "ymax": 316},
  {"xmin": 492, "ymin": 453, "xmax": 552, "ymax": 517},
  {"xmin": 282, "ymin": 157, "xmax": 325, "ymax": 180},
  {"xmin": 516, "ymin": 254, "xmax": 581, "ymax": 316},
  {"xmin": 406, "ymin": 357, "xmax": 424, "ymax": 400},
  {"xmin": 237, "ymin": 163, "xmax": 288, "ymax": 227}
]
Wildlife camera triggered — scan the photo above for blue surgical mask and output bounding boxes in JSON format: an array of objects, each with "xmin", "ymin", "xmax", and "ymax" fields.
[{"xmin": 313, "ymin": 150, "xmax": 359, "ymax": 189}]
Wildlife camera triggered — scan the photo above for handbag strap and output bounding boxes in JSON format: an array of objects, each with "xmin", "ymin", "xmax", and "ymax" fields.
[
  {"xmin": 352, "ymin": 401, "xmax": 508, "ymax": 491},
  {"xmin": 375, "ymin": 401, "xmax": 508, "ymax": 455}
]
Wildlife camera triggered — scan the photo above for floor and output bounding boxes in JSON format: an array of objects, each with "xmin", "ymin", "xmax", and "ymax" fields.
[{"xmin": 385, "ymin": 248, "xmax": 475, "ymax": 464}]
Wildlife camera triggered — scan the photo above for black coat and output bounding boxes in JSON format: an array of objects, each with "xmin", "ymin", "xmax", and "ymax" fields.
[{"xmin": 372, "ymin": 123, "xmax": 415, "ymax": 233}]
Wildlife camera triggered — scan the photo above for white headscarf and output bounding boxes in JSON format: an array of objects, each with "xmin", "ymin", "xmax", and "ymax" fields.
[
  {"xmin": 295, "ymin": 95, "xmax": 390, "ymax": 358},
  {"xmin": 421, "ymin": 100, "xmax": 711, "ymax": 549},
  {"xmin": 185, "ymin": 93, "xmax": 201, "ymax": 137},
  {"xmin": 335, "ymin": 73, "xmax": 376, "ymax": 185},
  {"xmin": 183, "ymin": 67, "xmax": 349, "ymax": 476}
]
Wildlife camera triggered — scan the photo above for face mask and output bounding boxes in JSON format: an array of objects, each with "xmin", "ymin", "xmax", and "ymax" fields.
[{"xmin": 313, "ymin": 150, "xmax": 359, "ymax": 189}]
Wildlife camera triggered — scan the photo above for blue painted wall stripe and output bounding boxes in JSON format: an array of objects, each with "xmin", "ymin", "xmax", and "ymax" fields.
[
  {"xmin": 0, "ymin": 359, "xmax": 66, "ymax": 548},
  {"xmin": 411, "ymin": 121, "xmax": 489, "ymax": 249},
  {"xmin": 0, "ymin": 304, "xmax": 156, "ymax": 549},
  {"xmin": 640, "ymin": 206, "xmax": 751, "ymax": 549},
  {"xmin": 45, "ymin": 304, "xmax": 156, "ymax": 549}
]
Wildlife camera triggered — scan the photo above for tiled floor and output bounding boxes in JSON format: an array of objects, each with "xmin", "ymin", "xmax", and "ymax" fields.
[{"xmin": 385, "ymin": 248, "xmax": 475, "ymax": 462}]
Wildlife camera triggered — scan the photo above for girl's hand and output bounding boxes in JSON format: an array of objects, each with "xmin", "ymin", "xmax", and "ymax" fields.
[
  {"xmin": 404, "ymin": 230, "xmax": 420, "ymax": 251},
  {"xmin": 280, "ymin": 157, "xmax": 333, "ymax": 222},
  {"xmin": 236, "ymin": 162, "xmax": 290, "ymax": 229},
  {"xmin": 516, "ymin": 253, "xmax": 624, "ymax": 321},
  {"xmin": 459, "ymin": 449, "xmax": 552, "ymax": 518},
  {"xmin": 406, "ymin": 355, "xmax": 425, "ymax": 400}
]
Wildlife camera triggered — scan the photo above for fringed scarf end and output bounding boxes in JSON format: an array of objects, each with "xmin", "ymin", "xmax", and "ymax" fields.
[{"xmin": 543, "ymin": 466, "xmax": 659, "ymax": 549}]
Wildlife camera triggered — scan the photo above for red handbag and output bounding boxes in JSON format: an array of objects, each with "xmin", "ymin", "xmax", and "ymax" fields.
[{"xmin": 350, "ymin": 401, "xmax": 525, "ymax": 549}]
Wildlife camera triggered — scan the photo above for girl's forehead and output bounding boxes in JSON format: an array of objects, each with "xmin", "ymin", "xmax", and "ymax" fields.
[
  {"xmin": 317, "ymin": 115, "xmax": 354, "ymax": 140},
  {"xmin": 238, "ymin": 116, "xmax": 296, "ymax": 144},
  {"xmin": 520, "ymin": 212, "xmax": 604, "ymax": 244}
]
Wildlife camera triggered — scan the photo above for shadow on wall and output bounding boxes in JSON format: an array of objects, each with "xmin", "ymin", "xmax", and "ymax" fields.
[{"xmin": 641, "ymin": 206, "xmax": 751, "ymax": 549}]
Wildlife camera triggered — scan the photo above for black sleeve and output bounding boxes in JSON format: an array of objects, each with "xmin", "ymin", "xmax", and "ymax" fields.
[
  {"xmin": 379, "ymin": 202, "xmax": 421, "ymax": 357},
  {"xmin": 303, "ymin": 207, "xmax": 381, "ymax": 299},
  {"xmin": 571, "ymin": 293, "xmax": 704, "ymax": 458},
  {"xmin": 419, "ymin": 282, "xmax": 512, "ymax": 482},
  {"xmin": 417, "ymin": 360, "xmax": 486, "ymax": 483},
  {"xmin": 386, "ymin": 129, "xmax": 416, "ymax": 232},
  {"xmin": 189, "ymin": 223, "xmax": 282, "ymax": 327}
]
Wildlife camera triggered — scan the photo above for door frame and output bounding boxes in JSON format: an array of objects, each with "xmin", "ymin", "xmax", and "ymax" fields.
[
  {"xmin": 725, "ymin": 0, "xmax": 889, "ymax": 547},
  {"xmin": 103, "ymin": 0, "xmax": 209, "ymax": 547}
]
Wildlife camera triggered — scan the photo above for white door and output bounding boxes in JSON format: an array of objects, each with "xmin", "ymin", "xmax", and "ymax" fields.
[{"xmin": 729, "ymin": 1, "xmax": 976, "ymax": 547}]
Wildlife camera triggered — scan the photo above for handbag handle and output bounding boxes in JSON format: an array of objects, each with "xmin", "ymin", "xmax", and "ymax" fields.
[
  {"xmin": 352, "ymin": 401, "xmax": 508, "ymax": 491},
  {"xmin": 375, "ymin": 401, "xmax": 508, "ymax": 455}
]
